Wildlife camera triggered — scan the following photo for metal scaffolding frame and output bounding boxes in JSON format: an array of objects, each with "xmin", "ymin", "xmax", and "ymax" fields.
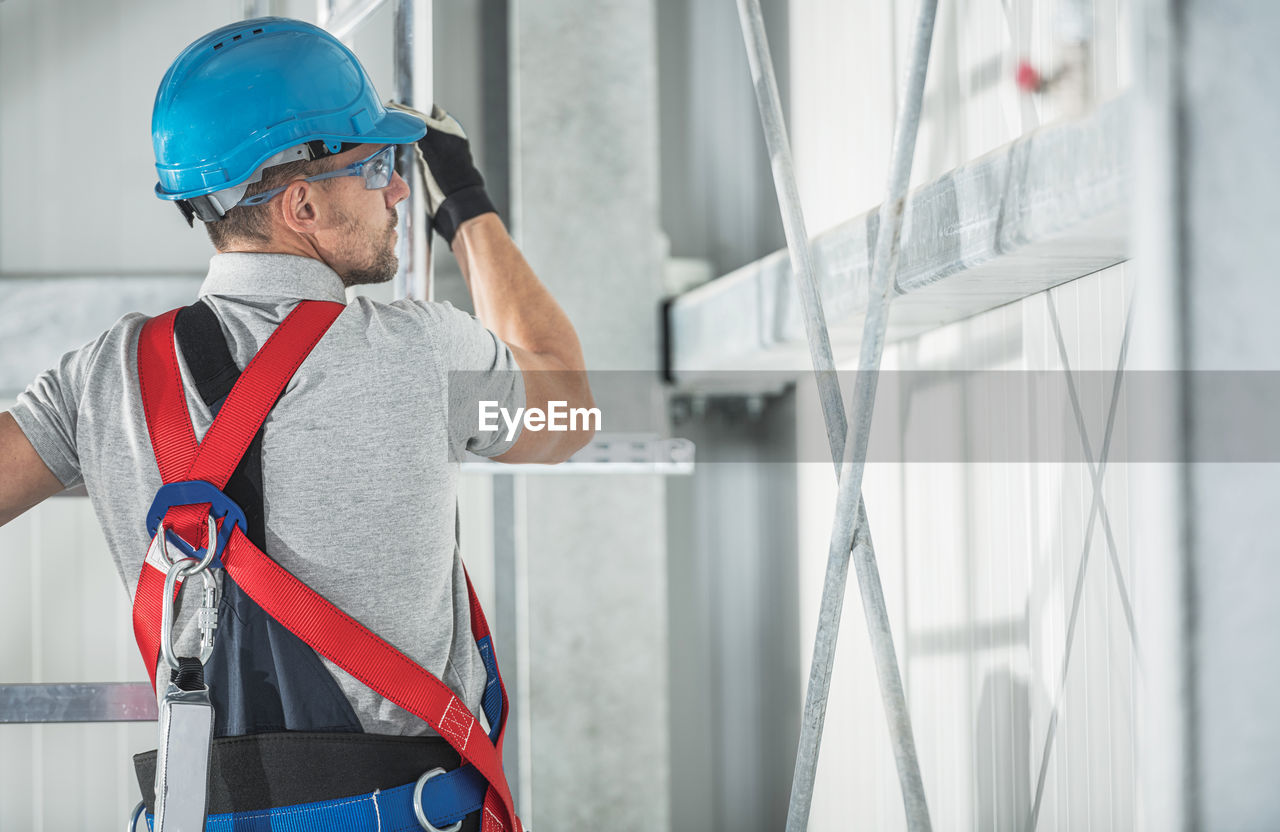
[{"xmin": 734, "ymin": 0, "xmax": 938, "ymax": 829}]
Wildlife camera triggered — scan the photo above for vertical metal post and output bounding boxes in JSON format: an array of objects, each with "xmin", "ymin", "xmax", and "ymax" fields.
[
  {"xmin": 732, "ymin": 0, "xmax": 938, "ymax": 828},
  {"xmin": 492, "ymin": 474, "xmax": 525, "ymax": 808},
  {"xmin": 1131, "ymin": 0, "xmax": 1193, "ymax": 828},
  {"xmin": 476, "ymin": 0, "xmax": 511, "ymax": 220},
  {"xmin": 394, "ymin": 0, "xmax": 433, "ymax": 301}
]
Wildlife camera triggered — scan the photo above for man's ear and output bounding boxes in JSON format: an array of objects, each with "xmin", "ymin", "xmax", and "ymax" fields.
[{"xmin": 280, "ymin": 180, "xmax": 320, "ymax": 236}]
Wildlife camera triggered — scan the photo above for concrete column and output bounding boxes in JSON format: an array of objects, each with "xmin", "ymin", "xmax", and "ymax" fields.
[
  {"xmin": 1134, "ymin": 0, "xmax": 1280, "ymax": 828},
  {"xmin": 509, "ymin": 1, "xmax": 669, "ymax": 829}
]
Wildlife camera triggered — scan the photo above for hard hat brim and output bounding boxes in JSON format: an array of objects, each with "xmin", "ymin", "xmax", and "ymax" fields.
[{"xmin": 155, "ymin": 108, "xmax": 427, "ymax": 201}]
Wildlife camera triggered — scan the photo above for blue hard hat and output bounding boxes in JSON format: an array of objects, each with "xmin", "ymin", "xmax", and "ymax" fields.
[{"xmin": 152, "ymin": 17, "xmax": 426, "ymax": 202}]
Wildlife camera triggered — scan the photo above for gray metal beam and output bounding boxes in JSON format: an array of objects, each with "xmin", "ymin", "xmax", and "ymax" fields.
[
  {"xmin": 463, "ymin": 436, "xmax": 694, "ymax": 475},
  {"xmin": 668, "ymin": 96, "xmax": 1129, "ymax": 385},
  {"xmin": 0, "ymin": 683, "xmax": 157, "ymax": 723}
]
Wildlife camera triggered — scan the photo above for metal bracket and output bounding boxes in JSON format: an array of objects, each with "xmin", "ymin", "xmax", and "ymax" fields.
[{"xmin": 462, "ymin": 435, "xmax": 695, "ymax": 475}]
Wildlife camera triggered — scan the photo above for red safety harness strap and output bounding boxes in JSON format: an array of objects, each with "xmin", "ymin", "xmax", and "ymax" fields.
[
  {"xmin": 137, "ymin": 308, "xmax": 198, "ymax": 482},
  {"xmin": 185, "ymin": 300, "xmax": 345, "ymax": 488},
  {"xmin": 218, "ymin": 526, "xmax": 518, "ymax": 830},
  {"xmin": 133, "ymin": 301, "xmax": 347, "ymax": 687},
  {"xmin": 139, "ymin": 301, "xmax": 347, "ymax": 492},
  {"xmin": 132, "ymin": 300, "xmax": 520, "ymax": 832},
  {"xmin": 134, "ymin": 307, "xmax": 208, "ymax": 689}
]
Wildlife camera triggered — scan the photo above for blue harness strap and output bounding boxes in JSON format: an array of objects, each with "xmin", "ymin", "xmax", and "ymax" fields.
[{"xmin": 146, "ymin": 764, "xmax": 491, "ymax": 831}]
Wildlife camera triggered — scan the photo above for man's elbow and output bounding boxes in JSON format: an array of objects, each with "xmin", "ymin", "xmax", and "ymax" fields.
[
  {"xmin": 556, "ymin": 423, "xmax": 597, "ymax": 462},
  {"xmin": 542, "ymin": 394, "xmax": 597, "ymax": 463},
  {"xmin": 493, "ymin": 388, "xmax": 597, "ymax": 465}
]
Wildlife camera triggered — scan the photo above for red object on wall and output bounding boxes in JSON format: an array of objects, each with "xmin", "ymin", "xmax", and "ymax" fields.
[{"xmin": 1016, "ymin": 60, "xmax": 1043, "ymax": 92}]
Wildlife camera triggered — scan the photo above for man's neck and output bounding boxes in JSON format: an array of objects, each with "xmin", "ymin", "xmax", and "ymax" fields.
[
  {"xmin": 221, "ymin": 242, "xmax": 318, "ymax": 260},
  {"xmin": 221, "ymin": 227, "xmax": 325, "ymax": 260}
]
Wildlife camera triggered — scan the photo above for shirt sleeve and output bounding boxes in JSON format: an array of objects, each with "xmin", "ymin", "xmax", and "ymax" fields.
[
  {"xmin": 416, "ymin": 300, "xmax": 526, "ymax": 460},
  {"xmin": 9, "ymin": 329, "xmax": 114, "ymax": 488}
]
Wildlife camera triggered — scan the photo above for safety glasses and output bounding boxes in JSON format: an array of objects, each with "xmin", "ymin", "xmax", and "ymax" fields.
[{"xmin": 240, "ymin": 145, "xmax": 397, "ymax": 207}]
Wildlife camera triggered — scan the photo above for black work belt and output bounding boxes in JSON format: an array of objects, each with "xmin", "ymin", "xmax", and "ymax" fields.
[{"xmin": 133, "ymin": 731, "xmax": 463, "ymax": 815}]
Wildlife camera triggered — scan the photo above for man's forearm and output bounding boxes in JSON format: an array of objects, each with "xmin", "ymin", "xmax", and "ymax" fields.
[
  {"xmin": 0, "ymin": 412, "xmax": 65, "ymax": 527},
  {"xmin": 450, "ymin": 214, "xmax": 586, "ymax": 373}
]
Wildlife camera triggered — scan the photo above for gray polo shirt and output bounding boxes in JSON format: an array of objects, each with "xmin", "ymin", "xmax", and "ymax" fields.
[{"xmin": 10, "ymin": 252, "xmax": 524, "ymax": 736}]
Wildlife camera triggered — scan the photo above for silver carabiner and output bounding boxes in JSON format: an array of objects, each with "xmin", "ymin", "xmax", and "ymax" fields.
[{"xmin": 159, "ymin": 558, "xmax": 220, "ymax": 671}]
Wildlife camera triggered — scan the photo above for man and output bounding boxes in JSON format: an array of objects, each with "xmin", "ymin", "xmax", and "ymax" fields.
[{"xmin": 0, "ymin": 17, "xmax": 588, "ymax": 832}]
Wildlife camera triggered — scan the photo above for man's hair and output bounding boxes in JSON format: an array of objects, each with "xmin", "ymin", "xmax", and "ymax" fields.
[{"xmin": 204, "ymin": 153, "xmax": 343, "ymax": 249}]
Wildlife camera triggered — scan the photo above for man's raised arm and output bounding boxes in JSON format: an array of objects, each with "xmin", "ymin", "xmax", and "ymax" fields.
[{"xmin": 450, "ymin": 213, "xmax": 594, "ymax": 463}]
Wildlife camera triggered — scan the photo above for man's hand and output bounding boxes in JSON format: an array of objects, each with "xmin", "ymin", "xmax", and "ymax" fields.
[{"xmin": 386, "ymin": 102, "xmax": 497, "ymax": 244}]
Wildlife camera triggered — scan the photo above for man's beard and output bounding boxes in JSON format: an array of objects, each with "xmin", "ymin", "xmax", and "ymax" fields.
[{"xmin": 336, "ymin": 210, "xmax": 399, "ymax": 287}]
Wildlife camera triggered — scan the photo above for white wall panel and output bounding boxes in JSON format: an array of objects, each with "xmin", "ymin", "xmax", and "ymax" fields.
[
  {"xmin": 0, "ymin": 0, "xmax": 403, "ymax": 277},
  {"xmin": 0, "ymin": 498, "xmax": 155, "ymax": 831},
  {"xmin": 0, "ymin": 0, "xmax": 248, "ymax": 274},
  {"xmin": 790, "ymin": 0, "xmax": 1132, "ymax": 236},
  {"xmin": 797, "ymin": 263, "xmax": 1138, "ymax": 831}
]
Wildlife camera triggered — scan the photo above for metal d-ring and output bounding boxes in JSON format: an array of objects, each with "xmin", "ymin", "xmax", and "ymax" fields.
[
  {"xmin": 413, "ymin": 768, "xmax": 464, "ymax": 832},
  {"xmin": 157, "ymin": 513, "xmax": 220, "ymax": 573}
]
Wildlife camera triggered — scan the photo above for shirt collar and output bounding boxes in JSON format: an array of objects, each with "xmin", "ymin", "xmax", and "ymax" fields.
[{"xmin": 198, "ymin": 253, "xmax": 349, "ymax": 303}]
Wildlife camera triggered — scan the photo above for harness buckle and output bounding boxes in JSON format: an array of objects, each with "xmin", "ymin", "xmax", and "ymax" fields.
[{"xmin": 146, "ymin": 480, "xmax": 248, "ymax": 568}]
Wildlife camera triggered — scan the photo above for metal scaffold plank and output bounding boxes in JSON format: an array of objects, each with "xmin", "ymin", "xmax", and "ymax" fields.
[{"xmin": 668, "ymin": 96, "xmax": 1129, "ymax": 386}]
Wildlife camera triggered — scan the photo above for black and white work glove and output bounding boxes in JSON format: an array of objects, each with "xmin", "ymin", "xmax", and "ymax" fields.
[{"xmin": 387, "ymin": 102, "xmax": 496, "ymax": 245}]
